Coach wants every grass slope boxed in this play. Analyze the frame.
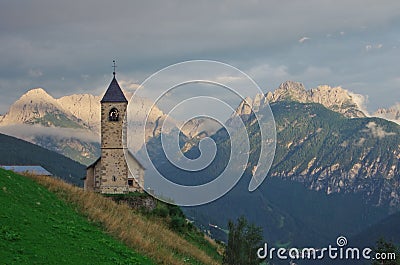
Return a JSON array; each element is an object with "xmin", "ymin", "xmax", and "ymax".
[
  {"xmin": 0, "ymin": 168, "xmax": 154, "ymax": 265},
  {"xmin": 4, "ymin": 170, "xmax": 221, "ymax": 265},
  {"xmin": 37, "ymin": 178, "xmax": 220, "ymax": 265}
]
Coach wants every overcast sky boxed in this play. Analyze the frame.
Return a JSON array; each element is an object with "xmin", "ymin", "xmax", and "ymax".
[{"xmin": 0, "ymin": 0, "xmax": 399, "ymax": 114}]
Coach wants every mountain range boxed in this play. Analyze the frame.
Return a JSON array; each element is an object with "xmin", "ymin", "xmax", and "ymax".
[
  {"xmin": 150, "ymin": 99, "xmax": 399, "ymax": 248},
  {"xmin": 0, "ymin": 80, "xmax": 399, "ymax": 251},
  {"xmin": 112, "ymin": 79, "xmax": 399, "ymax": 249},
  {"xmin": 227, "ymin": 82, "xmax": 400, "ymax": 207},
  {"xmin": 0, "ymin": 132, "xmax": 85, "ymax": 185},
  {"xmin": 0, "ymin": 81, "xmax": 398, "ymax": 166},
  {"xmin": 0, "ymin": 82, "xmax": 398, "ymax": 198},
  {"xmin": 0, "ymin": 88, "xmax": 101, "ymax": 165},
  {"xmin": 234, "ymin": 81, "xmax": 367, "ymax": 119},
  {"xmin": 0, "ymin": 86, "xmax": 209, "ymax": 164}
]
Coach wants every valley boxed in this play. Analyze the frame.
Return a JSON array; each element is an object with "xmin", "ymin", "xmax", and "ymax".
[{"xmin": 1, "ymin": 80, "xmax": 399, "ymax": 253}]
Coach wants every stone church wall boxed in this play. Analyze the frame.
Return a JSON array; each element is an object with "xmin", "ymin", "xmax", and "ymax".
[{"xmin": 101, "ymin": 102, "xmax": 127, "ymax": 149}]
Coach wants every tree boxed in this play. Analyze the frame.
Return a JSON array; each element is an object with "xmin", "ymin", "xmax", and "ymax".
[
  {"xmin": 372, "ymin": 238, "xmax": 400, "ymax": 265},
  {"xmin": 223, "ymin": 216, "xmax": 263, "ymax": 265}
]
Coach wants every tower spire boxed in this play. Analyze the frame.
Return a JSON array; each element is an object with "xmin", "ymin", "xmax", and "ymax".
[{"xmin": 112, "ymin": 60, "xmax": 117, "ymax": 76}]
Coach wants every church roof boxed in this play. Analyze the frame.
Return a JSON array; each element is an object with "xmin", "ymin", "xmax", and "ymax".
[
  {"xmin": 86, "ymin": 157, "xmax": 101, "ymax": 169},
  {"xmin": 87, "ymin": 151, "xmax": 145, "ymax": 170},
  {"xmin": 101, "ymin": 76, "xmax": 128, "ymax": 103}
]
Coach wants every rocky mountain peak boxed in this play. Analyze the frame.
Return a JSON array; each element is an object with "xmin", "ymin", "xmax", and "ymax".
[
  {"xmin": 0, "ymin": 88, "xmax": 68, "ymax": 126},
  {"xmin": 266, "ymin": 81, "xmax": 308, "ymax": 103},
  {"xmin": 278, "ymin": 81, "xmax": 307, "ymax": 92},
  {"xmin": 308, "ymin": 85, "xmax": 366, "ymax": 118},
  {"xmin": 23, "ymin": 87, "xmax": 48, "ymax": 95},
  {"xmin": 57, "ymin": 93, "xmax": 102, "ymax": 131},
  {"xmin": 239, "ymin": 81, "xmax": 367, "ymax": 119},
  {"xmin": 374, "ymin": 103, "xmax": 400, "ymax": 124},
  {"xmin": 19, "ymin": 88, "xmax": 56, "ymax": 103}
]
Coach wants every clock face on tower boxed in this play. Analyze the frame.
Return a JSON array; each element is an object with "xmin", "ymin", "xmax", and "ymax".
[{"xmin": 108, "ymin": 108, "xmax": 119, "ymax": 121}]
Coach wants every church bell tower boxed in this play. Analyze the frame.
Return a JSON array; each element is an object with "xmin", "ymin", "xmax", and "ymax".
[{"xmin": 99, "ymin": 70, "xmax": 129, "ymax": 193}]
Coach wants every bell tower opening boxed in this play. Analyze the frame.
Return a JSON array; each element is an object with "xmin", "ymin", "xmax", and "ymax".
[{"xmin": 109, "ymin": 108, "xmax": 119, "ymax": 121}]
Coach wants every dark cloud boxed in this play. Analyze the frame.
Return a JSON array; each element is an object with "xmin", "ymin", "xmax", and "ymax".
[{"xmin": 0, "ymin": 0, "xmax": 399, "ymax": 113}]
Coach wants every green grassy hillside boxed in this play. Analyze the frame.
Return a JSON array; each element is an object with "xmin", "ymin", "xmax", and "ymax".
[
  {"xmin": 0, "ymin": 168, "xmax": 221, "ymax": 265},
  {"xmin": 0, "ymin": 168, "xmax": 154, "ymax": 265}
]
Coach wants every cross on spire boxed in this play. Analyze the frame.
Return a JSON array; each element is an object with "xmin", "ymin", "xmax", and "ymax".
[{"xmin": 112, "ymin": 60, "xmax": 117, "ymax": 76}]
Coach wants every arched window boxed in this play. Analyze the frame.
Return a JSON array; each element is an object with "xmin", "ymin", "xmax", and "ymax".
[
  {"xmin": 109, "ymin": 108, "xmax": 119, "ymax": 121},
  {"xmin": 112, "ymin": 176, "xmax": 117, "ymax": 182}
]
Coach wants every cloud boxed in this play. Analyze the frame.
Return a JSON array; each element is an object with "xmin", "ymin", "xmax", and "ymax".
[
  {"xmin": 247, "ymin": 64, "xmax": 290, "ymax": 87},
  {"xmin": 362, "ymin": 121, "xmax": 396, "ymax": 139},
  {"xmin": 28, "ymin": 69, "xmax": 43, "ymax": 77},
  {"xmin": 355, "ymin": 137, "xmax": 366, "ymax": 146},
  {"xmin": 119, "ymin": 80, "xmax": 141, "ymax": 91},
  {"xmin": 0, "ymin": 124, "xmax": 99, "ymax": 143},
  {"xmin": 365, "ymin": 43, "xmax": 384, "ymax": 51},
  {"xmin": 0, "ymin": 0, "xmax": 399, "ymax": 114},
  {"xmin": 215, "ymin": 75, "xmax": 245, "ymax": 83},
  {"xmin": 299, "ymin": 37, "xmax": 310, "ymax": 43},
  {"xmin": 81, "ymin": 74, "xmax": 90, "ymax": 81},
  {"xmin": 301, "ymin": 66, "xmax": 332, "ymax": 80},
  {"xmin": 348, "ymin": 91, "xmax": 369, "ymax": 116},
  {"xmin": 365, "ymin": 45, "xmax": 373, "ymax": 51},
  {"xmin": 247, "ymin": 63, "xmax": 335, "ymax": 92}
]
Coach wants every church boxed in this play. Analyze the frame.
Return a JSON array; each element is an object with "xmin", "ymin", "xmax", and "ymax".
[{"xmin": 84, "ymin": 71, "xmax": 144, "ymax": 194}]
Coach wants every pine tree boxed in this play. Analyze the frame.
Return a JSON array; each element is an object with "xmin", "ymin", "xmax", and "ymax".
[
  {"xmin": 372, "ymin": 238, "xmax": 400, "ymax": 265},
  {"xmin": 223, "ymin": 216, "xmax": 263, "ymax": 265}
]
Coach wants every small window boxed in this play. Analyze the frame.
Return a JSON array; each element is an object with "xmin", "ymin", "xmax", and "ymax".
[
  {"xmin": 109, "ymin": 108, "xmax": 119, "ymax": 121},
  {"xmin": 128, "ymin": 180, "xmax": 134, "ymax": 186},
  {"xmin": 112, "ymin": 176, "xmax": 117, "ymax": 182}
]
